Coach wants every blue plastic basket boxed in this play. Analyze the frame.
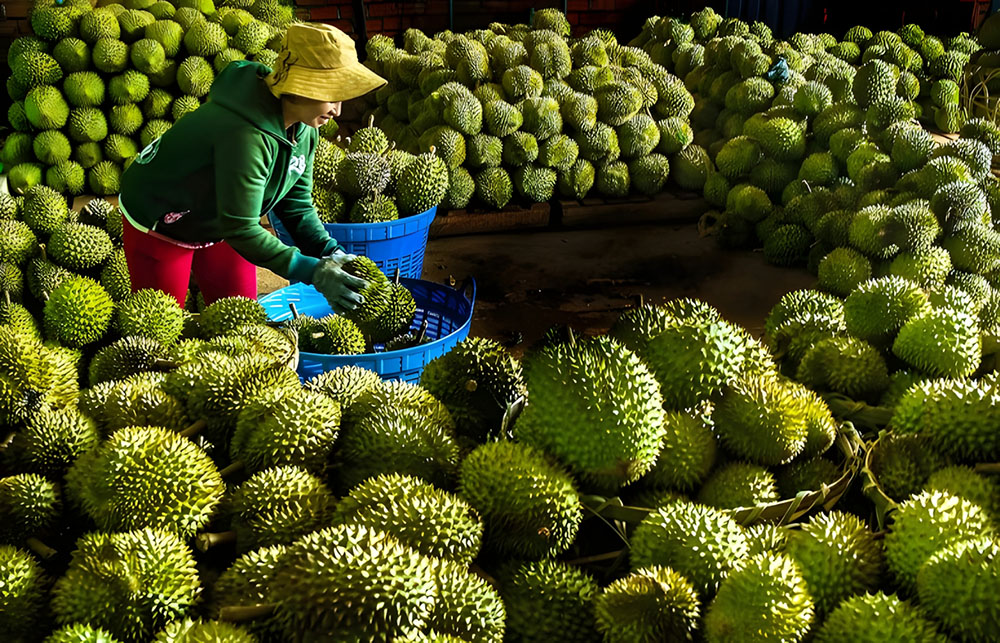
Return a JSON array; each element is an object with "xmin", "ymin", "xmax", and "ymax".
[
  {"xmin": 259, "ymin": 277, "xmax": 475, "ymax": 383},
  {"xmin": 269, "ymin": 206, "xmax": 436, "ymax": 280}
]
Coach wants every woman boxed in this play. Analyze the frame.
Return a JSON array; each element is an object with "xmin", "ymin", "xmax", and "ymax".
[{"xmin": 114, "ymin": 22, "xmax": 386, "ymax": 311}]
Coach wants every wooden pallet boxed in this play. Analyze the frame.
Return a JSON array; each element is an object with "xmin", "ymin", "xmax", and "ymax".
[
  {"xmin": 556, "ymin": 189, "xmax": 708, "ymax": 229},
  {"xmin": 429, "ymin": 201, "xmax": 551, "ymax": 238}
]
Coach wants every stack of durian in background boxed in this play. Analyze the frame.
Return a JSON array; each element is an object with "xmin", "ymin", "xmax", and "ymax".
[
  {"xmin": 358, "ymin": 8, "xmax": 696, "ymax": 210},
  {"xmin": 3, "ymin": 0, "xmax": 295, "ymax": 197},
  {"xmin": 309, "ymin": 117, "xmax": 449, "ymax": 224}
]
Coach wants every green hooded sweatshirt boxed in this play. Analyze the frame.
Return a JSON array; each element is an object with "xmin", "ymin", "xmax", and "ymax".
[{"xmin": 119, "ymin": 60, "xmax": 340, "ymax": 284}]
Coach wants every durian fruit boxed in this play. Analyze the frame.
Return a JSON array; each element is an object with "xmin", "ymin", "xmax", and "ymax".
[
  {"xmin": 795, "ymin": 336, "xmax": 890, "ymax": 402},
  {"xmin": 785, "ymin": 511, "xmax": 883, "ymax": 616},
  {"xmin": 87, "ymin": 335, "xmax": 167, "ymax": 385},
  {"xmin": 695, "ymin": 462, "xmax": 778, "ymax": 509},
  {"xmin": 641, "ymin": 406, "xmax": 717, "ymax": 492},
  {"xmin": 343, "ymin": 256, "xmax": 393, "ymax": 324},
  {"xmin": 199, "ymin": 296, "xmax": 267, "ymax": 337},
  {"xmin": 3, "ymin": 406, "xmax": 99, "ymax": 477},
  {"xmin": 333, "ymin": 472, "xmax": 482, "ymax": 565},
  {"xmin": 703, "ymin": 552, "xmax": 815, "ymax": 643},
  {"xmin": 81, "ymin": 372, "xmax": 190, "ymax": 434},
  {"xmin": 0, "ymin": 545, "xmax": 48, "ymax": 641},
  {"xmin": 163, "ymin": 352, "xmax": 301, "ymax": 445},
  {"xmin": 593, "ymin": 565, "xmax": 700, "ymax": 643},
  {"xmin": 397, "ymin": 148, "xmax": 450, "ymax": 216},
  {"xmin": 640, "ymin": 316, "xmax": 766, "ymax": 410},
  {"xmin": 302, "ymin": 314, "xmax": 365, "ymax": 355},
  {"xmin": 812, "ymin": 592, "xmax": 948, "ymax": 643},
  {"xmin": 335, "ymin": 386, "xmax": 460, "ymax": 490},
  {"xmin": 843, "ymin": 276, "xmax": 929, "ymax": 345},
  {"xmin": 51, "ymin": 529, "xmax": 201, "ymax": 642},
  {"xmin": 303, "ymin": 365, "xmax": 382, "ymax": 416},
  {"xmin": 892, "ymin": 307, "xmax": 982, "ymax": 378},
  {"xmin": 497, "ymin": 559, "xmax": 600, "ymax": 643},
  {"xmin": 458, "ymin": 440, "xmax": 581, "ymax": 559},
  {"xmin": 114, "ymin": 289, "xmax": 185, "ymax": 345},
  {"xmin": 916, "ymin": 537, "xmax": 1000, "ymax": 643},
  {"xmin": 267, "ymin": 525, "xmax": 437, "ymax": 640},
  {"xmin": 419, "ymin": 337, "xmax": 526, "ymax": 444},
  {"xmin": 0, "ymin": 473, "xmax": 61, "ymax": 546},
  {"xmin": 890, "ymin": 378, "xmax": 1000, "ymax": 462},
  {"xmin": 229, "ymin": 387, "xmax": 341, "ymax": 476},
  {"xmin": 425, "ymin": 557, "xmax": 506, "ymax": 643},
  {"xmin": 221, "ymin": 465, "xmax": 335, "ymax": 553},
  {"xmin": 870, "ymin": 433, "xmax": 945, "ymax": 501},
  {"xmin": 0, "ymin": 327, "xmax": 79, "ymax": 426},
  {"xmin": 151, "ymin": 619, "xmax": 256, "ymax": 643},
  {"xmin": 515, "ymin": 335, "xmax": 665, "ymax": 491},
  {"xmin": 923, "ymin": 465, "xmax": 1000, "ymax": 520},
  {"xmin": 210, "ymin": 544, "xmax": 288, "ymax": 641},
  {"xmin": 630, "ymin": 499, "xmax": 749, "ymax": 596},
  {"xmin": 43, "ymin": 275, "xmax": 114, "ymax": 348},
  {"xmin": 65, "ymin": 425, "xmax": 224, "ymax": 538},
  {"xmin": 712, "ymin": 373, "xmax": 811, "ymax": 466},
  {"xmin": 884, "ymin": 490, "xmax": 995, "ymax": 593},
  {"xmin": 45, "ymin": 623, "xmax": 125, "ymax": 643},
  {"xmin": 364, "ymin": 279, "xmax": 416, "ymax": 345}
]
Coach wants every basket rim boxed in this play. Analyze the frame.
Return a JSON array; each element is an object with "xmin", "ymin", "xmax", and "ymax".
[
  {"xmin": 259, "ymin": 277, "xmax": 476, "ymax": 360},
  {"xmin": 269, "ymin": 205, "xmax": 437, "ymax": 231}
]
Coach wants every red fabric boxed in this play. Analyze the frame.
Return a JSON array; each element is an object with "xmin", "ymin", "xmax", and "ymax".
[{"xmin": 122, "ymin": 216, "xmax": 258, "ymax": 307}]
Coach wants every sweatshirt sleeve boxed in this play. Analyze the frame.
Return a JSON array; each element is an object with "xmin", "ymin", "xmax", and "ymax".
[
  {"xmin": 271, "ymin": 129, "xmax": 342, "ymax": 259},
  {"xmin": 214, "ymin": 130, "xmax": 321, "ymax": 284}
]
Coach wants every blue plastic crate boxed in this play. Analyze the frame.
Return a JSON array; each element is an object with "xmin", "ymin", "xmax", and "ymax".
[
  {"xmin": 259, "ymin": 277, "xmax": 475, "ymax": 383},
  {"xmin": 269, "ymin": 206, "xmax": 436, "ymax": 280}
]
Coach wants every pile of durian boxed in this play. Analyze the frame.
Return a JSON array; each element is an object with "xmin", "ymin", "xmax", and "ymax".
[
  {"xmin": 358, "ymin": 8, "xmax": 697, "ymax": 210},
  {"xmin": 2, "ymin": 0, "xmax": 297, "ymax": 197},
  {"xmin": 3, "ymin": 7, "xmax": 1000, "ymax": 643}
]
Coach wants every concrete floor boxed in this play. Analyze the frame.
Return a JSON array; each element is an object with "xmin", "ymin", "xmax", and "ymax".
[{"xmin": 259, "ymin": 221, "xmax": 817, "ymax": 355}]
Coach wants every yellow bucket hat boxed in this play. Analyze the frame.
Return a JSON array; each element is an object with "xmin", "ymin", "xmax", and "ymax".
[{"xmin": 265, "ymin": 23, "xmax": 387, "ymax": 102}]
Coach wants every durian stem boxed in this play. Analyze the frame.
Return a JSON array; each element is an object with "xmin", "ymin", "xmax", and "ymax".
[
  {"xmin": 178, "ymin": 419, "xmax": 206, "ymax": 439},
  {"xmin": 196, "ymin": 531, "xmax": 236, "ymax": 552},
  {"xmin": 975, "ymin": 463, "xmax": 1000, "ymax": 475},
  {"xmin": 152, "ymin": 359, "xmax": 179, "ymax": 370},
  {"xmin": 563, "ymin": 551, "xmax": 624, "ymax": 566},
  {"xmin": 220, "ymin": 460, "xmax": 245, "ymax": 478},
  {"xmin": 0, "ymin": 431, "xmax": 15, "ymax": 451},
  {"xmin": 289, "ymin": 302, "xmax": 300, "ymax": 319},
  {"xmin": 218, "ymin": 604, "xmax": 277, "ymax": 623},
  {"xmin": 2, "ymin": 291, "xmax": 9, "ymax": 306},
  {"xmin": 26, "ymin": 537, "xmax": 57, "ymax": 559}
]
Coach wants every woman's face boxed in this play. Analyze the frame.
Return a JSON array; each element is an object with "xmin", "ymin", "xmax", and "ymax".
[{"xmin": 290, "ymin": 96, "xmax": 342, "ymax": 127}]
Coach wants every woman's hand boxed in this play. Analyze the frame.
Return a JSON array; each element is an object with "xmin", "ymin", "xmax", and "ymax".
[{"xmin": 312, "ymin": 252, "xmax": 368, "ymax": 311}]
